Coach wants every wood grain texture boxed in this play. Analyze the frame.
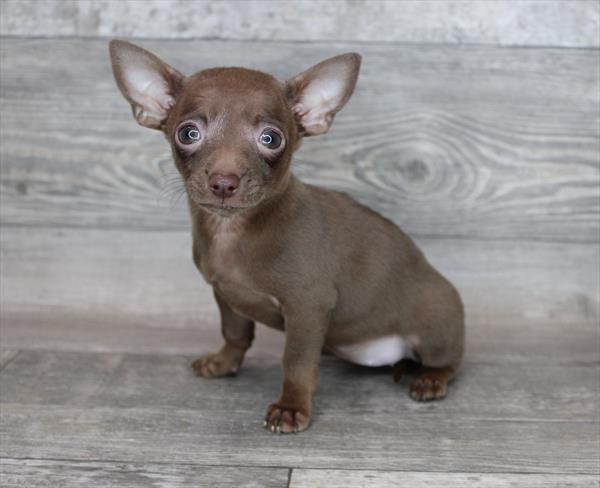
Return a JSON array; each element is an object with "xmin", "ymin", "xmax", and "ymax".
[
  {"xmin": 290, "ymin": 469, "xmax": 600, "ymax": 488},
  {"xmin": 0, "ymin": 311, "xmax": 286, "ymax": 360},
  {"xmin": 1, "ymin": 398, "xmax": 598, "ymax": 474},
  {"xmin": 1, "ymin": 350, "xmax": 598, "ymax": 420},
  {"xmin": 0, "ymin": 350, "xmax": 19, "ymax": 370},
  {"xmin": 2, "ymin": 227, "xmax": 598, "ymax": 344},
  {"xmin": 0, "ymin": 458, "xmax": 289, "ymax": 488},
  {"xmin": 1, "ymin": 0, "xmax": 598, "ymax": 48},
  {"xmin": 0, "ymin": 351, "xmax": 598, "ymax": 474},
  {"xmin": 1, "ymin": 39, "xmax": 598, "ymax": 243},
  {"xmin": 1, "ymin": 310, "xmax": 598, "ymax": 366}
]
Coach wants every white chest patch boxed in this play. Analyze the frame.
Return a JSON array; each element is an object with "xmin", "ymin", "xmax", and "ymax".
[
  {"xmin": 330, "ymin": 335, "xmax": 413, "ymax": 367},
  {"xmin": 204, "ymin": 216, "xmax": 243, "ymax": 282}
]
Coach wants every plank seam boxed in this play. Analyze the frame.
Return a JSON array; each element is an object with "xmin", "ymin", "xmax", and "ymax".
[
  {"xmin": 0, "ymin": 346, "xmax": 597, "ymax": 367},
  {"xmin": 0, "ymin": 34, "xmax": 598, "ymax": 52},
  {"xmin": 1, "ymin": 222, "xmax": 598, "ymax": 245},
  {"xmin": 0, "ymin": 457, "xmax": 598, "ymax": 476}
]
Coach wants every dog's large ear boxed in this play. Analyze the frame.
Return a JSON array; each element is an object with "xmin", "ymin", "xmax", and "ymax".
[
  {"xmin": 286, "ymin": 53, "xmax": 361, "ymax": 136},
  {"xmin": 109, "ymin": 40, "xmax": 184, "ymax": 130}
]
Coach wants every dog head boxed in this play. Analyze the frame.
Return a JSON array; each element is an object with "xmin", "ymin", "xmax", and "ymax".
[{"xmin": 109, "ymin": 40, "xmax": 361, "ymax": 216}]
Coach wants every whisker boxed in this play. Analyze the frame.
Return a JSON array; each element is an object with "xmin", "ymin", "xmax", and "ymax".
[{"xmin": 157, "ymin": 169, "xmax": 187, "ymax": 210}]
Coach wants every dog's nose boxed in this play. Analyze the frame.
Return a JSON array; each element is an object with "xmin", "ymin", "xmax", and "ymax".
[{"xmin": 209, "ymin": 173, "xmax": 240, "ymax": 199}]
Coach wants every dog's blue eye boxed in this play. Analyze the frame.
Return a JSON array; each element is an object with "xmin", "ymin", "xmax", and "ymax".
[
  {"xmin": 259, "ymin": 129, "xmax": 282, "ymax": 149},
  {"xmin": 177, "ymin": 124, "xmax": 201, "ymax": 145}
]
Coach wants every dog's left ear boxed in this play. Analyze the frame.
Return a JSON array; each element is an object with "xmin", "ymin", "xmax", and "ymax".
[
  {"xmin": 109, "ymin": 40, "xmax": 184, "ymax": 130},
  {"xmin": 286, "ymin": 53, "xmax": 361, "ymax": 136}
]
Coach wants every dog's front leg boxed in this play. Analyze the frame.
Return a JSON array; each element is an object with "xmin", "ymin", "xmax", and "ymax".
[
  {"xmin": 264, "ymin": 306, "xmax": 329, "ymax": 434},
  {"xmin": 192, "ymin": 290, "xmax": 255, "ymax": 378}
]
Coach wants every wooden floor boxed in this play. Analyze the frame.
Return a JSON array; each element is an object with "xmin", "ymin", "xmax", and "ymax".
[
  {"xmin": 1, "ymin": 346, "xmax": 599, "ymax": 487},
  {"xmin": 1, "ymin": 38, "xmax": 599, "ymax": 487}
]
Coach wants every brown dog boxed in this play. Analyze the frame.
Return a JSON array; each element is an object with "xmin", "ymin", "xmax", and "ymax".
[{"xmin": 109, "ymin": 40, "xmax": 465, "ymax": 434}]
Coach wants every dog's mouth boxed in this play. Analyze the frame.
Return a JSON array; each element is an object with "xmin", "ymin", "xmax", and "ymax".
[
  {"xmin": 187, "ymin": 192, "xmax": 254, "ymax": 216},
  {"xmin": 197, "ymin": 202, "xmax": 251, "ymax": 216},
  {"xmin": 186, "ymin": 186, "xmax": 264, "ymax": 215}
]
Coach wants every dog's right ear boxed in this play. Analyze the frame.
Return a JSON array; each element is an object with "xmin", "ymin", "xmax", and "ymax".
[{"xmin": 109, "ymin": 40, "xmax": 184, "ymax": 130}]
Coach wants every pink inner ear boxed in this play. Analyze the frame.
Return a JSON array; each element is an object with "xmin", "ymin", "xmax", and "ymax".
[
  {"xmin": 111, "ymin": 40, "xmax": 184, "ymax": 129},
  {"xmin": 291, "ymin": 65, "xmax": 356, "ymax": 136},
  {"xmin": 124, "ymin": 69, "xmax": 175, "ymax": 129},
  {"xmin": 293, "ymin": 102, "xmax": 332, "ymax": 135}
]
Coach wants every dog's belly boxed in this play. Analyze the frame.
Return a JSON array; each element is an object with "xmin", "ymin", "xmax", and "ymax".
[{"xmin": 329, "ymin": 335, "xmax": 413, "ymax": 367}]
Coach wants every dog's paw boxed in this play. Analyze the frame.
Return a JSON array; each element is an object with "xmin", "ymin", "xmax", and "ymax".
[
  {"xmin": 409, "ymin": 375, "xmax": 448, "ymax": 401},
  {"xmin": 264, "ymin": 403, "xmax": 310, "ymax": 434},
  {"xmin": 192, "ymin": 352, "xmax": 239, "ymax": 378}
]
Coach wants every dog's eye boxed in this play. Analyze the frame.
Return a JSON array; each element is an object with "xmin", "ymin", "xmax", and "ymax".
[
  {"xmin": 177, "ymin": 124, "xmax": 201, "ymax": 145},
  {"xmin": 259, "ymin": 129, "xmax": 282, "ymax": 149}
]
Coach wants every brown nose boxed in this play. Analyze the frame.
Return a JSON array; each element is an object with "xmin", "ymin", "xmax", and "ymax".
[{"xmin": 209, "ymin": 173, "xmax": 240, "ymax": 199}]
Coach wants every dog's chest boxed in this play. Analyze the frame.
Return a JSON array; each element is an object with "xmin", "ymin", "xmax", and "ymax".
[
  {"xmin": 198, "ymin": 219, "xmax": 281, "ymax": 322},
  {"xmin": 204, "ymin": 224, "xmax": 242, "ymax": 282}
]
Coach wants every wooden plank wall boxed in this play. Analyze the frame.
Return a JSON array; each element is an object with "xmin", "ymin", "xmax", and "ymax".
[
  {"xmin": 1, "ymin": 38, "xmax": 598, "ymax": 331},
  {"xmin": 1, "ymin": 38, "xmax": 598, "ymax": 243},
  {"xmin": 1, "ymin": 0, "xmax": 599, "ymax": 47}
]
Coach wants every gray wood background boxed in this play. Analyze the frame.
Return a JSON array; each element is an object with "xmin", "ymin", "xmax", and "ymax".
[
  {"xmin": 0, "ymin": 1, "xmax": 599, "ymax": 487},
  {"xmin": 1, "ymin": 0, "xmax": 599, "ymax": 47}
]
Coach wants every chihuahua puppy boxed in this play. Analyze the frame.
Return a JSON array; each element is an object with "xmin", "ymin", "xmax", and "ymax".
[{"xmin": 109, "ymin": 40, "xmax": 465, "ymax": 434}]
